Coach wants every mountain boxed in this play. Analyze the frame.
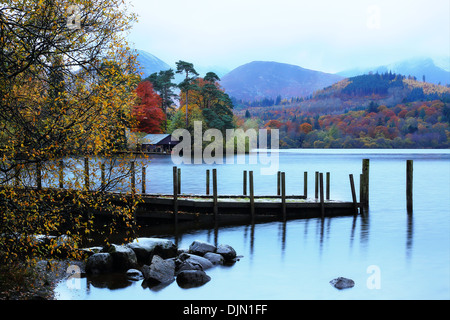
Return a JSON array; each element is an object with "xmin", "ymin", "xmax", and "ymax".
[
  {"xmin": 220, "ymin": 61, "xmax": 344, "ymax": 102},
  {"xmin": 338, "ymin": 57, "xmax": 450, "ymax": 86},
  {"xmin": 135, "ymin": 50, "xmax": 171, "ymax": 79}
]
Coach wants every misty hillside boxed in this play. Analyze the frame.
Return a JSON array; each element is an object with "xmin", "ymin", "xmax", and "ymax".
[
  {"xmin": 220, "ymin": 61, "xmax": 343, "ymax": 102},
  {"xmin": 272, "ymin": 72, "xmax": 450, "ymax": 115},
  {"xmin": 338, "ymin": 57, "xmax": 450, "ymax": 86},
  {"xmin": 135, "ymin": 50, "xmax": 172, "ymax": 78}
]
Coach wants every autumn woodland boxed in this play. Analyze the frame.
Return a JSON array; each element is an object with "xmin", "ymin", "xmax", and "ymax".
[{"xmin": 0, "ymin": 0, "xmax": 449, "ymax": 300}]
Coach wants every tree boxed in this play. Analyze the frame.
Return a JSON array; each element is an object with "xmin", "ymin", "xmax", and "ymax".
[
  {"xmin": 132, "ymin": 81, "xmax": 164, "ymax": 133},
  {"xmin": 0, "ymin": 0, "xmax": 140, "ymax": 274},
  {"xmin": 176, "ymin": 61, "xmax": 199, "ymax": 127},
  {"xmin": 146, "ymin": 69, "xmax": 176, "ymax": 132}
]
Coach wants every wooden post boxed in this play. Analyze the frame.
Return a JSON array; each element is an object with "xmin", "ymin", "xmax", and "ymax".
[
  {"xmin": 362, "ymin": 159, "xmax": 369, "ymax": 207},
  {"xmin": 173, "ymin": 166, "xmax": 178, "ymax": 224},
  {"xmin": 249, "ymin": 170, "xmax": 255, "ymax": 221},
  {"xmin": 59, "ymin": 159, "xmax": 64, "ymax": 189},
  {"xmin": 130, "ymin": 161, "xmax": 136, "ymax": 194},
  {"xmin": 36, "ymin": 162, "xmax": 42, "ymax": 190},
  {"xmin": 243, "ymin": 170, "xmax": 247, "ymax": 196},
  {"xmin": 213, "ymin": 168, "xmax": 218, "ymax": 220},
  {"xmin": 277, "ymin": 171, "xmax": 281, "ymax": 196},
  {"xmin": 315, "ymin": 171, "xmax": 319, "ymax": 199},
  {"xmin": 84, "ymin": 157, "xmax": 89, "ymax": 191},
  {"xmin": 319, "ymin": 172, "xmax": 324, "ymax": 218},
  {"xmin": 281, "ymin": 172, "xmax": 286, "ymax": 221},
  {"xmin": 326, "ymin": 172, "xmax": 330, "ymax": 200},
  {"xmin": 206, "ymin": 169, "xmax": 210, "ymax": 195},
  {"xmin": 359, "ymin": 174, "xmax": 364, "ymax": 214},
  {"xmin": 101, "ymin": 162, "xmax": 106, "ymax": 190},
  {"xmin": 142, "ymin": 166, "xmax": 146, "ymax": 194},
  {"xmin": 303, "ymin": 171, "xmax": 307, "ymax": 198},
  {"xmin": 349, "ymin": 174, "xmax": 358, "ymax": 215},
  {"xmin": 177, "ymin": 168, "xmax": 181, "ymax": 194},
  {"xmin": 407, "ymin": 160, "xmax": 413, "ymax": 214}
]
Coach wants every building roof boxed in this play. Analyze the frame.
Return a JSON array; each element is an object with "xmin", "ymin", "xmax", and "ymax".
[{"xmin": 141, "ymin": 133, "xmax": 178, "ymax": 145}]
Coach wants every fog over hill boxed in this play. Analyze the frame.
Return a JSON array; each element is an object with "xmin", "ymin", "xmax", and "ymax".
[
  {"xmin": 338, "ymin": 57, "xmax": 450, "ymax": 86},
  {"xmin": 219, "ymin": 61, "xmax": 344, "ymax": 102}
]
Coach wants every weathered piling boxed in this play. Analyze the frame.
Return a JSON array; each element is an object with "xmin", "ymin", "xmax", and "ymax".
[
  {"xmin": 173, "ymin": 166, "xmax": 178, "ymax": 223},
  {"xmin": 407, "ymin": 160, "xmax": 413, "ymax": 214},
  {"xmin": 277, "ymin": 171, "xmax": 281, "ymax": 196},
  {"xmin": 130, "ymin": 161, "xmax": 136, "ymax": 194},
  {"xmin": 303, "ymin": 171, "xmax": 307, "ymax": 198},
  {"xmin": 142, "ymin": 166, "xmax": 146, "ymax": 194},
  {"xmin": 59, "ymin": 160, "xmax": 64, "ymax": 189},
  {"xmin": 36, "ymin": 162, "xmax": 42, "ymax": 190},
  {"xmin": 213, "ymin": 168, "xmax": 218, "ymax": 220},
  {"xmin": 249, "ymin": 170, "xmax": 255, "ymax": 221},
  {"xmin": 281, "ymin": 171, "xmax": 286, "ymax": 221},
  {"xmin": 84, "ymin": 157, "xmax": 89, "ymax": 191},
  {"xmin": 326, "ymin": 172, "xmax": 330, "ymax": 200},
  {"xmin": 361, "ymin": 159, "xmax": 369, "ymax": 207},
  {"xmin": 319, "ymin": 172, "xmax": 324, "ymax": 218},
  {"xmin": 349, "ymin": 174, "xmax": 358, "ymax": 215},
  {"xmin": 177, "ymin": 168, "xmax": 181, "ymax": 194},
  {"xmin": 315, "ymin": 171, "xmax": 319, "ymax": 199},
  {"xmin": 206, "ymin": 169, "xmax": 210, "ymax": 195},
  {"xmin": 243, "ymin": 170, "xmax": 247, "ymax": 196}
]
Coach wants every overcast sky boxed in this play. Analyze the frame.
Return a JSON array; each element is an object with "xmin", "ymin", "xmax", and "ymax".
[{"xmin": 127, "ymin": 0, "xmax": 450, "ymax": 73}]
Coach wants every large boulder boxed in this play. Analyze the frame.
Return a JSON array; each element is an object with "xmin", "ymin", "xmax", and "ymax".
[
  {"xmin": 142, "ymin": 255, "xmax": 175, "ymax": 284},
  {"xmin": 86, "ymin": 253, "xmax": 113, "ymax": 274},
  {"xmin": 330, "ymin": 277, "xmax": 355, "ymax": 290},
  {"xmin": 127, "ymin": 238, "xmax": 178, "ymax": 263},
  {"xmin": 176, "ymin": 270, "xmax": 211, "ymax": 288},
  {"xmin": 188, "ymin": 240, "xmax": 216, "ymax": 256},
  {"xmin": 106, "ymin": 244, "xmax": 138, "ymax": 272},
  {"xmin": 216, "ymin": 244, "xmax": 237, "ymax": 261}
]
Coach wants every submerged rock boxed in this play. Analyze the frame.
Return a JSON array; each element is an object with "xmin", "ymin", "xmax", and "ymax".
[
  {"xmin": 126, "ymin": 269, "xmax": 144, "ymax": 281},
  {"xmin": 330, "ymin": 277, "xmax": 355, "ymax": 289},
  {"xmin": 176, "ymin": 270, "xmax": 211, "ymax": 288}
]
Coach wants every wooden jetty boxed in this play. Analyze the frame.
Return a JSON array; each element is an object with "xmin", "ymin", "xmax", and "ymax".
[
  {"xmin": 130, "ymin": 164, "xmax": 369, "ymax": 224},
  {"xmin": 8, "ymin": 157, "xmax": 421, "ymax": 225}
]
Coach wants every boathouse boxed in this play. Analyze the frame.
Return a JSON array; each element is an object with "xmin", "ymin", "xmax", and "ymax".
[{"xmin": 140, "ymin": 134, "xmax": 179, "ymax": 153}]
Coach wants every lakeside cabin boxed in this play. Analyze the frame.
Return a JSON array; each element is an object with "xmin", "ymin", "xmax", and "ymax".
[{"xmin": 139, "ymin": 133, "xmax": 179, "ymax": 153}]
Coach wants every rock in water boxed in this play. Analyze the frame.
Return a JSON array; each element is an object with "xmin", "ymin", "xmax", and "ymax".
[
  {"xmin": 107, "ymin": 244, "xmax": 138, "ymax": 272},
  {"xmin": 203, "ymin": 252, "xmax": 224, "ymax": 266},
  {"xmin": 86, "ymin": 253, "xmax": 113, "ymax": 274},
  {"xmin": 127, "ymin": 238, "xmax": 177, "ymax": 263},
  {"xmin": 142, "ymin": 255, "xmax": 175, "ymax": 284},
  {"xmin": 188, "ymin": 240, "xmax": 216, "ymax": 256},
  {"xmin": 330, "ymin": 277, "xmax": 355, "ymax": 289},
  {"xmin": 176, "ymin": 270, "xmax": 211, "ymax": 288},
  {"xmin": 216, "ymin": 244, "xmax": 237, "ymax": 261},
  {"xmin": 126, "ymin": 269, "xmax": 144, "ymax": 281}
]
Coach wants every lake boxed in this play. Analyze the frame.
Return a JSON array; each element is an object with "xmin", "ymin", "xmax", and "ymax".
[{"xmin": 55, "ymin": 149, "xmax": 450, "ymax": 300}]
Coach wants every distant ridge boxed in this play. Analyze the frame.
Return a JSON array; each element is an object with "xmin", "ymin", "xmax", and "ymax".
[
  {"xmin": 220, "ymin": 61, "xmax": 343, "ymax": 102},
  {"xmin": 338, "ymin": 57, "xmax": 450, "ymax": 86}
]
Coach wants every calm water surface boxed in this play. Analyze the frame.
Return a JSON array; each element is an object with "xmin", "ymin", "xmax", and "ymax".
[{"xmin": 55, "ymin": 149, "xmax": 450, "ymax": 300}]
